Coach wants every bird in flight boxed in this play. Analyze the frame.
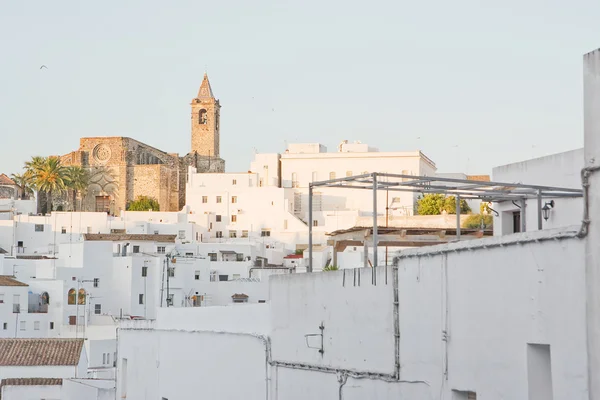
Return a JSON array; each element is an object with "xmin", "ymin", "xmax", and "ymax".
[{"xmin": 40, "ymin": 65, "xmax": 48, "ymax": 70}]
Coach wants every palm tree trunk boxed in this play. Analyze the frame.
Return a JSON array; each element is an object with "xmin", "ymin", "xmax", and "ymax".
[
  {"xmin": 73, "ymin": 190, "xmax": 77, "ymax": 212},
  {"xmin": 47, "ymin": 190, "xmax": 52, "ymax": 213}
]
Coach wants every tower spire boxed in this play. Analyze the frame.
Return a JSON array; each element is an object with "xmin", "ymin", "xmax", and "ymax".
[{"xmin": 197, "ymin": 73, "xmax": 214, "ymax": 99}]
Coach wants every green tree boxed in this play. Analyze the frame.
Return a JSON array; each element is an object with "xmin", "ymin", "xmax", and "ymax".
[
  {"xmin": 417, "ymin": 194, "xmax": 471, "ymax": 215},
  {"xmin": 10, "ymin": 173, "xmax": 34, "ymax": 200},
  {"xmin": 33, "ymin": 157, "xmax": 68, "ymax": 213},
  {"xmin": 462, "ymin": 214, "xmax": 494, "ymax": 229},
  {"xmin": 127, "ymin": 196, "xmax": 160, "ymax": 211},
  {"xmin": 323, "ymin": 265, "xmax": 339, "ymax": 271},
  {"xmin": 64, "ymin": 166, "xmax": 90, "ymax": 211}
]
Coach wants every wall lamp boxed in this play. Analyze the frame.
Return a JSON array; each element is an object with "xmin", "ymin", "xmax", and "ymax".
[{"xmin": 542, "ymin": 200, "xmax": 555, "ymax": 221}]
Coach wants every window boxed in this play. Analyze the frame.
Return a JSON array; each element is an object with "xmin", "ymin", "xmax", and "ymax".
[
  {"xmin": 166, "ymin": 294, "xmax": 174, "ymax": 306},
  {"xmin": 93, "ymin": 278, "xmax": 99, "ymax": 288},
  {"xmin": 154, "ymin": 230, "xmax": 159, "ymax": 235},
  {"xmin": 219, "ymin": 275, "xmax": 229, "ymax": 282},
  {"xmin": 346, "ymin": 171, "xmax": 352, "ymax": 177},
  {"xmin": 133, "ymin": 245, "xmax": 140, "ymax": 253},
  {"xmin": 209, "ymin": 222, "xmax": 213, "ymax": 230},
  {"xmin": 216, "ymin": 231, "xmax": 223, "ymax": 238},
  {"xmin": 87, "ymin": 226, "xmax": 92, "ymax": 234},
  {"xmin": 261, "ymin": 229, "xmax": 271, "ymax": 237},
  {"xmin": 35, "ymin": 224, "xmax": 44, "ymax": 232},
  {"xmin": 34, "ymin": 321, "xmax": 40, "ymax": 330},
  {"xmin": 178, "ymin": 230, "xmax": 186, "ymax": 239},
  {"xmin": 19, "ymin": 321, "xmax": 25, "ymax": 331},
  {"xmin": 210, "ymin": 271, "xmax": 218, "ymax": 282},
  {"xmin": 2, "ymin": 323, "xmax": 6, "ymax": 330},
  {"xmin": 142, "ymin": 266, "xmax": 148, "ymax": 277},
  {"xmin": 231, "ymin": 215, "xmax": 237, "ymax": 223},
  {"xmin": 452, "ymin": 391, "xmax": 477, "ymax": 400},
  {"xmin": 242, "ymin": 230, "xmax": 248, "ymax": 238},
  {"xmin": 139, "ymin": 294, "xmax": 144, "ymax": 305},
  {"xmin": 198, "ymin": 108, "xmax": 207, "ymax": 124},
  {"xmin": 216, "ymin": 215, "xmax": 222, "ymax": 222},
  {"xmin": 103, "ymin": 353, "xmax": 106, "ymax": 364},
  {"xmin": 513, "ymin": 211, "xmax": 521, "ymax": 233},
  {"xmin": 329, "ymin": 172, "xmax": 336, "ymax": 180},
  {"xmin": 283, "ymin": 220, "xmax": 288, "ymax": 230},
  {"xmin": 231, "ymin": 196, "xmax": 237, "ymax": 203},
  {"xmin": 168, "ymin": 267, "xmax": 175, "ymax": 278},
  {"xmin": 157, "ymin": 246, "xmax": 165, "ymax": 254},
  {"xmin": 13, "ymin": 295, "xmax": 20, "ymax": 313},
  {"xmin": 312, "ymin": 172, "xmax": 318, "ymax": 182},
  {"xmin": 258, "ymin": 300, "xmax": 266, "ymax": 304},
  {"xmin": 68, "ymin": 289, "xmax": 76, "ymax": 305},
  {"xmin": 232, "ymin": 179, "xmax": 237, "ymax": 185},
  {"xmin": 50, "ymin": 322, "xmax": 54, "ymax": 330},
  {"xmin": 107, "ymin": 353, "xmax": 110, "ymax": 365},
  {"xmin": 95, "ymin": 304, "xmax": 102, "ymax": 315},
  {"xmin": 208, "ymin": 253, "xmax": 217, "ymax": 261},
  {"xmin": 236, "ymin": 253, "xmax": 244, "ymax": 262},
  {"xmin": 202, "ymin": 196, "xmax": 208, "ymax": 203},
  {"xmin": 216, "ymin": 196, "xmax": 222, "ymax": 203},
  {"xmin": 229, "ymin": 231, "xmax": 237, "ymax": 238},
  {"xmin": 313, "ymin": 220, "xmax": 318, "ymax": 227},
  {"xmin": 61, "ymin": 226, "xmax": 67, "ymax": 234},
  {"xmin": 69, "ymin": 316, "xmax": 76, "ymax": 326},
  {"xmin": 0, "ymin": 294, "xmax": 4, "ymax": 303},
  {"xmin": 194, "ymin": 270, "xmax": 200, "ymax": 280},
  {"xmin": 291, "ymin": 172, "xmax": 298, "ymax": 188},
  {"xmin": 259, "ymin": 178, "xmax": 263, "ymax": 187},
  {"xmin": 78, "ymin": 289, "xmax": 86, "ymax": 305}
]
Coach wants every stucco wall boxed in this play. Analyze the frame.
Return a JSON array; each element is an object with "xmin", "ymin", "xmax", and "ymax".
[{"xmin": 1, "ymin": 384, "xmax": 61, "ymax": 400}]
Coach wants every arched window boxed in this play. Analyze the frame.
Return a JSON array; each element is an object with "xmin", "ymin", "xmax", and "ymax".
[
  {"xmin": 78, "ymin": 289, "xmax": 86, "ymax": 305},
  {"xmin": 41, "ymin": 292, "xmax": 50, "ymax": 305},
  {"xmin": 68, "ymin": 289, "xmax": 76, "ymax": 305},
  {"xmin": 329, "ymin": 172, "xmax": 336, "ymax": 180},
  {"xmin": 198, "ymin": 109, "xmax": 207, "ymax": 125}
]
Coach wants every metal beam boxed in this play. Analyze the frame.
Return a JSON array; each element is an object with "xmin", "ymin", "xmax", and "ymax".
[
  {"xmin": 456, "ymin": 195, "xmax": 461, "ymax": 240},
  {"xmin": 372, "ymin": 173, "xmax": 378, "ymax": 268},
  {"xmin": 537, "ymin": 190, "xmax": 543, "ymax": 230},
  {"xmin": 520, "ymin": 198, "xmax": 526, "ymax": 232},
  {"xmin": 308, "ymin": 185, "xmax": 313, "ymax": 273}
]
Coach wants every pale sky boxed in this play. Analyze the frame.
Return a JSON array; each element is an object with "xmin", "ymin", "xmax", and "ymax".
[{"xmin": 1, "ymin": 0, "xmax": 598, "ymax": 177}]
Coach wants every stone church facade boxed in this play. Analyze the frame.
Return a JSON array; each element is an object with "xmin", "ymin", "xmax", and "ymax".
[{"xmin": 60, "ymin": 73, "xmax": 225, "ymax": 214}]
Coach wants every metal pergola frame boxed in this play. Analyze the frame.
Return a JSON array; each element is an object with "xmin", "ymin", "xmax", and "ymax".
[{"xmin": 307, "ymin": 172, "xmax": 583, "ymax": 272}]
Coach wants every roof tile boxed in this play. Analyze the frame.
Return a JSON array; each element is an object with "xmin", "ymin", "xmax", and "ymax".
[{"xmin": 0, "ymin": 339, "xmax": 83, "ymax": 366}]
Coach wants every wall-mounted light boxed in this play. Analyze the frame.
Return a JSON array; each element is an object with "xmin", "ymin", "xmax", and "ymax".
[{"xmin": 542, "ymin": 200, "xmax": 555, "ymax": 221}]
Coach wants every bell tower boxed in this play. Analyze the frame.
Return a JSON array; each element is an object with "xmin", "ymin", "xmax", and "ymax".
[{"xmin": 191, "ymin": 73, "xmax": 220, "ymax": 157}]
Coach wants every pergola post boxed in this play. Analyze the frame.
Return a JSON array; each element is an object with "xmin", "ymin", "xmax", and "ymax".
[
  {"xmin": 372, "ymin": 173, "xmax": 378, "ymax": 268},
  {"xmin": 308, "ymin": 185, "xmax": 313, "ymax": 273},
  {"xmin": 520, "ymin": 198, "xmax": 527, "ymax": 232},
  {"xmin": 456, "ymin": 195, "xmax": 461, "ymax": 240},
  {"xmin": 537, "ymin": 190, "xmax": 543, "ymax": 230}
]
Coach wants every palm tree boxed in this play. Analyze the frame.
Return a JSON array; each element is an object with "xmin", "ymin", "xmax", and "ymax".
[
  {"xmin": 10, "ymin": 173, "xmax": 34, "ymax": 200},
  {"xmin": 64, "ymin": 166, "xmax": 90, "ymax": 211},
  {"xmin": 31, "ymin": 157, "xmax": 67, "ymax": 213}
]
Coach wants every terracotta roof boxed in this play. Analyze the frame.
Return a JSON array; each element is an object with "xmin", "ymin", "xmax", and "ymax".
[
  {"xmin": 231, "ymin": 293, "xmax": 249, "ymax": 299},
  {"xmin": 1, "ymin": 378, "xmax": 62, "ymax": 386},
  {"xmin": 0, "ymin": 174, "xmax": 15, "ymax": 186},
  {"xmin": 0, "ymin": 276, "xmax": 28, "ymax": 287},
  {"xmin": 0, "ymin": 339, "xmax": 84, "ymax": 366},
  {"xmin": 83, "ymin": 233, "xmax": 177, "ymax": 243},
  {"xmin": 467, "ymin": 175, "xmax": 491, "ymax": 182},
  {"xmin": 284, "ymin": 254, "xmax": 303, "ymax": 259}
]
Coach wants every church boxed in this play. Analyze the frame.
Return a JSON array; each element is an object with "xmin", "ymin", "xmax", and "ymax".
[{"xmin": 60, "ymin": 73, "xmax": 225, "ymax": 214}]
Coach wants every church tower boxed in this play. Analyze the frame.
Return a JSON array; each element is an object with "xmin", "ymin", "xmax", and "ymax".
[{"xmin": 191, "ymin": 73, "xmax": 220, "ymax": 157}]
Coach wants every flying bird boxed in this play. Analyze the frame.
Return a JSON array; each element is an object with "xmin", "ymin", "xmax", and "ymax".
[{"xmin": 40, "ymin": 65, "xmax": 48, "ymax": 70}]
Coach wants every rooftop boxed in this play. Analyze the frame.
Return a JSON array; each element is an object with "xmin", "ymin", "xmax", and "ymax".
[
  {"xmin": 0, "ymin": 174, "xmax": 15, "ymax": 186},
  {"xmin": 1, "ymin": 378, "xmax": 62, "ymax": 387},
  {"xmin": 83, "ymin": 233, "xmax": 177, "ymax": 243},
  {"xmin": 0, "ymin": 276, "xmax": 28, "ymax": 287},
  {"xmin": 0, "ymin": 339, "xmax": 84, "ymax": 366}
]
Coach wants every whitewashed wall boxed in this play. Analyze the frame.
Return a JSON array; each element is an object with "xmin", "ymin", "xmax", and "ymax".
[{"xmin": 1, "ymin": 383, "xmax": 61, "ymax": 400}]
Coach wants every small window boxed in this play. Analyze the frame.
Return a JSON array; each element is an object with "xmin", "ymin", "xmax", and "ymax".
[
  {"xmin": 133, "ymin": 246, "xmax": 140, "ymax": 254},
  {"xmin": 236, "ymin": 253, "xmax": 244, "ymax": 262},
  {"xmin": 142, "ymin": 266, "xmax": 148, "ymax": 277},
  {"xmin": 209, "ymin": 222, "xmax": 213, "ymax": 230},
  {"xmin": 231, "ymin": 196, "xmax": 237, "ymax": 203},
  {"xmin": 216, "ymin": 215, "xmax": 222, "ymax": 222},
  {"xmin": 229, "ymin": 231, "xmax": 237, "ymax": 238},
  {"xmin": 78, "ymin": 289, "xmax": 86, "ymax": 305},
  {"xmin": 68, "ymin": 289, "xmax": 76, "ymax": 305},
  {"xmin": 168, "ymin": 268, "xmax": 175, "ymax": 278},
  {"xmin": 34, "ymin": 321, "xmax": 40, "ymax": 330},
  {"xmin": 2, "ymin": 323, "xmax": 6, "ymax": 330},
  {"xmin": 232, "ymin": 179, "xmax": 237, "ymax": 185},
  {"xmin": 61, "ymin": 226, "xmax": 67, "ymax": 234},
  {"xmin": 95, "ymin": 304, "xmax": 101, "ymax": 315},
  {"xmin": 107, "ymin": 353, "xmax": 110, "ymax": 365},
  {"xmin": 259, "ymin": 178, "xmax": 264, "ymax": 187},
  {"xmin": 154, "ymin": 230, "xmax": 159, "ymax": 235},
  {"xmin": 208, "ymin": 253, "xmax": 217, "ymax": 261},
  {"xmin": 157, "ymin": 246, "xmax": 165, "ymax": 254},
  {"xmin": 13, "ymin": 295, "xmax": 20, "ymax": 313},
  {"xmin": 50, "ymin": 322, "xmax": 54, "ymax": 330},
  {"xmin": 258, "ymin": 300, "xmax": 266, "ymax": 304},
  {"xmin": 261, "ymin": 229, "xmax": 271, "ymax": 237},
  {"xmin": 329, "ymin": 172, "xmax": 336, "ymax": 180},
  {"xmin": 219, "ymin": 275, "xmax": 229, "ymax": 282},
  {"xmin": 194, "ymin": 270, "xmax": 200, "ymax": 280},
  {"xmin": 216, "ymin": 231, "xmax": 223, "ymax": 238},
  {"xmin": 313, "ymin": 220, "xmax": 318, "ymax": 227},
  {"xmin": 103, "ymin": 353, "xmax": 106, "ymax": 364},
  {"xmin": 35, "ymin": 224, "xmax": 44, "ymax": 232},
  {"xmin": 19, "ymin": 321, "xmax": 25, "ymax": 331},
  {"xmin": 87, "ymin": 226, "xmax": 92, "ymax": 234},
  {"xmin": 178, "ymin": 230, "xmax": 186, "ymax": 239},
  {"xmin": 186, "ymin": 252, "xmax": 193, "ymax": 256},
  {"xmin": 231, "ymin": 215, "xmax": 237, "ymax": 223},
  {"xmin": 216, "ymin": 196, "xmax": 222, "ymax": 203},
  {"xmin": 139, "ymin": 294, "xmax": 144, "ymax": 305},
  {"xmin": 93, "ymin": 278, "xmax": 99, "ymax": 288},
  {"xmin": 241, "ymin": 230, "xmax": 248, "ymax": 238},
  {"xmin": 210, "ymin": 271, "xmax": 218, "ymax": 282},
  {"xmin": 202, "ymin": 196, "xmax": 208, "ymax": 203}
]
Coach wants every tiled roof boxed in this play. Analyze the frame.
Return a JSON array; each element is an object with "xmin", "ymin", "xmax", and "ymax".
[
  {"xmin": 0, "ymin": 276, "xmax": 28, "ymax": 287},
  {"xmin": 0, "ymin": 174, "xmax": 15, "ymax": 186},
  {"xmin": 1, "ymin": 378, "xmax": 63, "ymax": 386},
  {"xmin": 467, "ymin": 175, "xmax": 491, "ymax": 182},
  {"xmin": 0, "ymin": 339, "xmax": 84, "ymax": 366},
  {"xmin": 83, "ymin": 233, "xmax": 177, "ymax": 243},
  {"xmin": 231, "ymin": 293, "xmax": 249, "ymax": 299}
]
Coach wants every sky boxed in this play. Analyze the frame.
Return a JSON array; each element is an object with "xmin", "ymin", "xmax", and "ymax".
[{"xmin": 1, "ymin": 0, "xmax": 599, "ymax": 177}]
